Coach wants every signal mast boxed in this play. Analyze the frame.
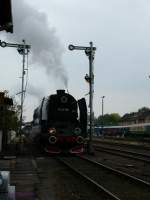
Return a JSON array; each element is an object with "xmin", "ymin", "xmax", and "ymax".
[
  {"xmin": 68, "ymin": 42, "xmax": 96, "ymax": 154},
  {"xmin": 0, "ymin": 40, "xmax": 31, "ymax": 134}
]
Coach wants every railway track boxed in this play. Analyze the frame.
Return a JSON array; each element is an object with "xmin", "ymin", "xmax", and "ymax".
[
  {"xmin": 35, "ymin": 156, "xmax": 114, "ymax": 200},
  {"xmin": 93, "ymin": 139, "xmax": 150, "ymax": 151},
  {"xmin": 57, "ymin": 155, "xmax": 150, "ymax": 200},
  {"xmin": 94, "ymin": 145, "xmax": 150, "ymax": 163}
]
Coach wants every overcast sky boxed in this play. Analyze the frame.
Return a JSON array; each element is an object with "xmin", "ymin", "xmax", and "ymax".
[{"xmin": 0, "ymin": 0, "xmax": 150, "ymax": 121}]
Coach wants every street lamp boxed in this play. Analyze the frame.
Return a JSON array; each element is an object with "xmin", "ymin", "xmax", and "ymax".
[{"xmin": 101, "ymin": 96, "xmax": 105, "ymax": 135}]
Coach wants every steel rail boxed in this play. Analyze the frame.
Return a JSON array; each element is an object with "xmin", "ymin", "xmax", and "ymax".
[
  {"xmin": 94, "ymin": 145, "xmax": 150, "ymax": 163},
  {"xmin": 93, "ymin": 138, "xmax": 150, "ymax": 149},
  {"xmin": 78, "ymin": 155, "xmax": 150, "ymax": 187},
  {"xmin": 95, "ymin": 144, "xmax": 150, "ymax": 158},
  {"xmin": 57, "ymin": 157, "xmax": 121, "ymax": 200}
]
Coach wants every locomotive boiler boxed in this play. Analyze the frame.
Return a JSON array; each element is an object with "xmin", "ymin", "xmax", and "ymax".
[{"xmin": 31, "ymin": 90, "xmax": 87, "ymax": 153}]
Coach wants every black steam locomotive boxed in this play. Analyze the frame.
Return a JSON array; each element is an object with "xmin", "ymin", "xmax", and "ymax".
[{"xmin": 31, "ymin": 90, "xmax": 87, "ymax": 153}]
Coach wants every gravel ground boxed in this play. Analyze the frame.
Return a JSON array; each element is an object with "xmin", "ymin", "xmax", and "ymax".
[
  {"xmin": 91, "ymin": 138, "xmax": 150, "ymax": 182},
  {"xmin": 1, "ymin": 156, "xmax": 110, "ymax": 200},
  {"xmin": 35, "ymin": 156, "xmax": 113, "ymax": 200},
  {"xmin": 1, "ymin": 141, "xmax": 150, "ymax": 200},
  {"xmin": 60, "ymin": 156, "xmax": 150, "ymax": 200},
  {"xmin": 93, "ymin": 138, "xmax": 150, "ymax": 154},
  {"xmin": 87, "ymin": 149, "xmax": 150, "ymax": 183}
]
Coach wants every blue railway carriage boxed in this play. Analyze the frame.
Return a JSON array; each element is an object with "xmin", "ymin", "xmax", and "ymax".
[
  {"xmin": 94, "ymin": 123, "xmax": 150, "ymax": 138},
  {"xmin": 124, "ymin": 123, "xmax": 150, "ymax": 138}
]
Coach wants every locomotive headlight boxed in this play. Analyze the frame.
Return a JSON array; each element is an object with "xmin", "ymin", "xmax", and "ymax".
[
  {"xmin": 48, "ymin": 128, "xmax": 56, "ymax": 135},
  {"xmin": 74, "ymin": 127, "xmax": 81, "ymax": 135},
  {"xmin": 76, "ymin": 136, "xmax": 84, "ymax": 144},
  {"xmin": 49, "ymin": 136, "xmax": 57, "ymax": 144}
]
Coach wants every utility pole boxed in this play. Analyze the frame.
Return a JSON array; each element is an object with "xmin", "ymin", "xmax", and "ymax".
[
  {"xmin": 68, "ymin": 42, "xmax": 96, "ymax": 154},
  {"xmin": 18, "ymin": 40, "xmax": 29, "ymax": 135},
  {"xmin": 101, "ymin": 96, "xmax": 105, "ymax": 135},
  {"xmin": 0, "ymin": 40, "xmax": 31, "ymax": 135}
]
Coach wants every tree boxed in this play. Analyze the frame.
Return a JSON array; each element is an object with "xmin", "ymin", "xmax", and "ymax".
[
  {"xmin": 138, "ymin": 107, "xmax": 150, "ymax": 113},
  {"xmin": 96, "ymin": 113, "xmax": 121, "ymax": 126},
  {"xmin": 0, "ymin": 92, "xmax": 20, "ymax": 132},
  {"xmin": 0, "ymin": 91, "xmax": 20, "ymax": 148},
  {"xmin": 6, "ymin": 103, "xmax": 20, "ymax": 132}
]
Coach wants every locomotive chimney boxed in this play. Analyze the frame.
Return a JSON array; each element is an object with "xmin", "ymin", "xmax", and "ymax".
[{"xmin": 57, "ymin": 90, "xmax": 65, "ymax": 95}]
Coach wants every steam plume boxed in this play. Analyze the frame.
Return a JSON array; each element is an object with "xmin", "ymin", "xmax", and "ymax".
[
  {"xmin": 26, "ymin": 84, "xmax": 45, "ymax": 100},
  {"xmin": 6, "ymin": 0, "xmax": 68, "ymax": 87}
]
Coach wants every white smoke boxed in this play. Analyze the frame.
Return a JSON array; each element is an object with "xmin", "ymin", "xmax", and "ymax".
[
  {"xmin": 26, "ymin": 84, "xmax": 45, "ymax": 100},
  {"xmin": 6, "ymin": 0, "xmax": 68, "ymax": 87}
]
